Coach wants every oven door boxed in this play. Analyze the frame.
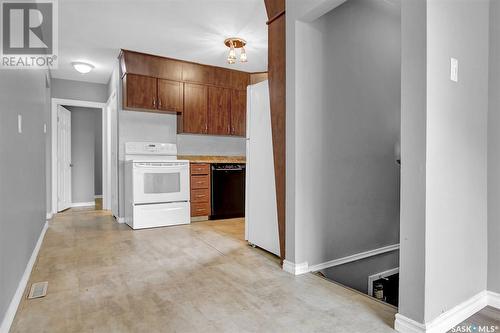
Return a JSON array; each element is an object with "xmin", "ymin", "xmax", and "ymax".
[{"xmin": 133, "ymin": 162, "xmax": 189, "ymax": 204}]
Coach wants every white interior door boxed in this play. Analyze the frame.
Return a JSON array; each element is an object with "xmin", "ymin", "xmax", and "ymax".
[{"xmin": 57, "ymin": 106, "xmax": 72, "ymax": 211}]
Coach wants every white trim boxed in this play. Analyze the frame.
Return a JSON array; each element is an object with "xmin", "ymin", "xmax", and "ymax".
[
  {"xmin": 282, "ymin": 244, "xmax": 400, "ymax": 275},
  {"xmin": 488, "ymin": 291, "xmax": 500, "ymax": 309},
  {"xmin": 282, "ymin": 260, "xmax": 309, "ymax": 275},
  {"xmin": 51, "ymin": 98, "xmax": 107, "ymax": 215},
  {"xmin": 71, "ymin": 201, "xmax": 96, "ymax": 208},
  {"xmin": 368, "ymin": 267, "xmax": 399, "ymax": 297},
  {"xmin": 46, "ymin": 212, "xmax": 53, "ymax": 220},
  {"xmin": 395, "ymin": 291, "xmax": 488, "ymax": 333},
  {"xmin": 94, "ymin": 195, "xmax": 103, "ymax": 199},
  {"xmin": 103, "ymin": 90, "xmax": 115, "ymax": 211},
  {"xmin": 0, "ymin": 222, "xmax": 48, "ymax": 333},
  {"xmin": 115, "ymin": 216, "xmax": 125, "ymax": 224},
  {"xmin": 309, "ymin": 244, "xmax": 400, "ymax": 272},
  {"xmin": 395, "ymin": 314, "xmax": 426, "ymax": 333}
]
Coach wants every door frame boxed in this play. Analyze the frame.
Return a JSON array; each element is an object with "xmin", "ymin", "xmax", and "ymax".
[{"xmin": 51, "ymin": 98, "xmax": 107, "ymax": 215}]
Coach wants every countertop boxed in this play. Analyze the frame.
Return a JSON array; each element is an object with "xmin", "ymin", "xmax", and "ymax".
[{"xmin": 178, "ymin": 155, "xmax": 246, "ymax": 164}]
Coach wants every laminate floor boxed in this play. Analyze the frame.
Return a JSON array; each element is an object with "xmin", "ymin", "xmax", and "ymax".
[
  {"xmin": 449, "ymin": 306, "xmax": 500, "ymax": 333},
  {"xmin": 11, "ymin": 208, "xmax": 398, "ymax": 332}
]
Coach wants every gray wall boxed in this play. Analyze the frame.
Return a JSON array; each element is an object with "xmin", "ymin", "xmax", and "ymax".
[
  {"xmin": 399, "ymin": 0, "xmax": 489, "ymax": 324},
  {"xmin": 321, "ymin": 251, "xmax": 399, "ymax": 294},
  {"xmin": 289, "ymin": 0, "xmax": 401, "ymax": 266},
  {"xmin": 0, "ymin": 71, "xmax": 48, "ymax": 323},
  {"xmin": 51, "ymin": 78, "xmax": 108, "ymax": 103},
  {"xmin": 66, "ymin": 106, "xmax": 101, "ymax": 203},
  {"xmin": 424, "ymin": 0, "xmax": 489, "ymax": 321},
  {"xmin": 399, "ymin": 0, "xmax": 427, "ymax": 323},
  {"xmin": 488, "ymin": 0, "xmax": 500, "ymax": 294}
]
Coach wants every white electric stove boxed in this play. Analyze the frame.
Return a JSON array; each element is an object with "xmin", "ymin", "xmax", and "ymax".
[{"xmin": 124, "ymin": 142, "xmax": 190, "ymax": 229}]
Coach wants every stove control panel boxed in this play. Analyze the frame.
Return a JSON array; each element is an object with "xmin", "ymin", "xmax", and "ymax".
[{"xmin": 125, "ymin": 142, "xmax": 177, "ymax": 156}]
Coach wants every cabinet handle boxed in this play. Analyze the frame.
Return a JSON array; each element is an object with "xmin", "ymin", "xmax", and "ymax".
[
  {"xmin": 153, "ymin": 98, "xmax": 156, "ymax": 107},
  {"xmin": 159, "ymin": 99, "xmax": 162, "ymax": 108},
  {"xmin": 205, "ymin": 124, "xmax": 208, "ymax": 133}
]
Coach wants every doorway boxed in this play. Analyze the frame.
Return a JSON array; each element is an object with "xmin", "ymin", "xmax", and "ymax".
[{"xmin": 51, "ymin": 98, "xmax": 109, "ymax": 214}]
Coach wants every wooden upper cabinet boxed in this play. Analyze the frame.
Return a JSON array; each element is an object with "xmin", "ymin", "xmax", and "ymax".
[
  {"xmin": 121, "ymin": 50, "xmax": 182, "ymax": 81},
  {"xmin": 208, "ymin": 87, "xmax": 231, "ymax": 136},
  {"xmin": 231, "ymin": 90, "xmax": 247, "ymax": 137},
  {"xmin": 158, "ymin": 79, "xmax": 183, "ymax": 113},
  {"xmin": 124, "ymin": 74, "xmax": 157, "ymax": 110},
  {"xmin": 182, "ymin": 62, "xmax": 213, "ymax": 84},
  {"xmin": 230, "ymin": 71, "xmax": 250, "ymax": 90},
  {"xmin": 183, "ymin": 83, "xmax": 208, "ymax": 134},
  {"xmin": 212, "ymin": 68, "xmax": 231, "ymax": 88}
]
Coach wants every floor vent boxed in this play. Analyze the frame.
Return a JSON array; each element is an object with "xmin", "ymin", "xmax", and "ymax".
[{"xmin": 27, "ymin": 282, "xmax": 48, "ymax": 299}]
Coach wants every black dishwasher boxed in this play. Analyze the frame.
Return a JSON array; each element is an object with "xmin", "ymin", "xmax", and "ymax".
[{"xmin": 211, "ymin": 164, "xmax": 246, "ymax": 220}]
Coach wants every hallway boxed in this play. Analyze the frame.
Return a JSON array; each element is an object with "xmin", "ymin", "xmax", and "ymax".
[{"xmin": 11, "ymin": 209, "xmax": 396, "ymax": 332}]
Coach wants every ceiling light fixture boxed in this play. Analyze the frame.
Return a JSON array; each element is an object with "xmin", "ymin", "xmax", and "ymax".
[
  {"xmin": 72, "ymin": 62, "xmax": 95, "ymax": 74},
  {"xmin": 224, "ymin": 38, "xmax": 247, "ymax": 64}
]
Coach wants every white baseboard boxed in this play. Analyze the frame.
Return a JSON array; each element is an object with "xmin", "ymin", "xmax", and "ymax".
[
  {"xmin": 115, "ymin": 216, "xmax": 125, "ymax": 224},
  {"xmin": 309, "ymin": 243, "xmax": 400, "ymax": 272},
  {"xmin": 395, "ymin": 291, "xmax": 489, "ymax": 333},
  {"xmin": 395, "ymin": 314, "xmax": 426, "ymax": 333},
  {"xmin": 46, "ymin": 212, "xmax": 53, "ymax": 220},
  {"xmin": 282, "ymin": 260, "xmax": 309, "ymax": 275},
  {"xmin": 488, "ymin": 291, "xmax": 500, "ymax": 309},
  {"xmin": 0, "ymin": 221, "xmax": 48, "ymax": 333},
  {"xmin": 94, "ymin": 195, "xmax": 102, "ymax": 199},
  {"xmin": 71, "ymin": 201, "xmax": 95, "ymax": 208}
]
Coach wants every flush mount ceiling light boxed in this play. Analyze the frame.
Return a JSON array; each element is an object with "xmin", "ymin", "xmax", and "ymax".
[
  {"xmin": 224, "ymin": 37, "xmax": 247, "ymax": 64},
  {"xmin": 72, "ymin": 62, "xmax": 95, "ymax": 74}
]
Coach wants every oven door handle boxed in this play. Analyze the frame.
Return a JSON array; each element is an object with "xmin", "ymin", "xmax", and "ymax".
[{"xmin": 134, "ymin": 164, "xmax": 188, "ymax": 169}]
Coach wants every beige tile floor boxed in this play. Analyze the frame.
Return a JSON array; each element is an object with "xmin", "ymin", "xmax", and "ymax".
[{"xmin": 11, "ymin": 208, "xmax": 398, "ymax": 333}]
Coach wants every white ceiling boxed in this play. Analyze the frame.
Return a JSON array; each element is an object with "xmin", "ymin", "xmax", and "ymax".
[{"xmin": 51, "ymin": 0, "xmax": 269, "ymax": 84}]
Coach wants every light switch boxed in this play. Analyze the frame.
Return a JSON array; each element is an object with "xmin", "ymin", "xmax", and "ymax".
[
  {"xmin": 450, "ymin": 58, "xmax": 458, "ymax": 82},
  {"xmin": 18, "ymin": 115, "xmax": 22, "ymax": 134}
]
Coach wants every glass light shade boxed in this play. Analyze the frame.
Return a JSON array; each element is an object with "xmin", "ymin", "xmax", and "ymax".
[
  {"xmin": 227, "ymin": 46, "xmax": 237, "ymax": 64},
  {"xmin": 72, "ymin": 62, "xmax": 94, "ymax": 74},
  {"xmin": 240, "ymin": 48, "xmax": 247, "ymax": 62}
]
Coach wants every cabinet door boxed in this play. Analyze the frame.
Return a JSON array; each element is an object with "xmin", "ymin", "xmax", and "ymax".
[
  {"xmin": 231, "ymin": 90, "xmax": 247, "ymax": 136},
  {"xmin": 158, "ymin": 79, "xmax": 183, "ymax": 112},
  {"xmin": 125, "ymin": 74, "xmax": 157, "ymax": 110},
  {"xmin": 208, "ymin": 87, "xmax": 231, "ymax": 135},
  {"xmin": 183, "ymin": 83, "xmax": 208, "ymax": 134}
]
